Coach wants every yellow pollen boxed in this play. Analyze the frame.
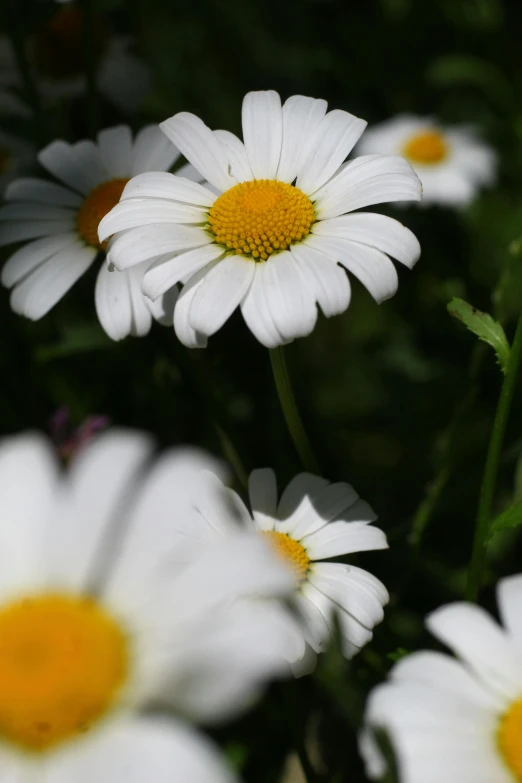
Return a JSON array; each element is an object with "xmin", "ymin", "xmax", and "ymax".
[
  {"xmin": 262, "ymin": 531, "xmax": 310, "ymax": 585},
  {"xmin": 208, "ymin": 179, "xmax": 315, "ymax": 261},
  {"xmin": 77, "ymin": 178, "xmax": 129, "ymax": 251},
  {"xmin": 498, "ymin": 696, "xmax": 522, "ymax": 780},
  {"xmin": 402, "ymin": 130, "xmax": 448, "ymax": 165},
  {"xmin": 0, "ymin": 593, "xmax": 128, "ymax": 752}
]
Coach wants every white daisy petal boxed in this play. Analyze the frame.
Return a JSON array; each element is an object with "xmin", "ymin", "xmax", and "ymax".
[
  {"xmin": 0, "ymin": 219, "xmax": 76, "ymax": 247},
  {"xmin": 260, "ymin": 251, "xmax": 318, "ymax": 342},
  {"xmin": 498, "ymin": 573, "xmax": 522, "ymax": 648},
  {"xmin": 277, "ymin": 95, "xmax": 328, "ymax": 184},
  {"xmin": 297, "ymin": 581, "xmax": 333, "ymax": 652},
  {"xmin": 214, "ymin": 130, "xmax": 253, "ymax": 182},
  {"xmin": 241, "ymin": 90, "xmax": 283, "ymax": 179},
  {"xmin": 131, "ymin": 124, "xmax": 181, "ymax": 176},
  {"xmin": 0, "ymin": 202, "xmax": 76, "ymax": 222},
  {"xmin": 38, "ymin": 140, "xmax": 107, "ymax": 194},
  {"xmin": 277, "ymin": 480, "xmax": 361, "ymax": 540},
  {"xmin": 189, "ymin": 255, "xmax": 255, "ymax": 337},
  {"xmin": 310, "ymin": 562, "xmax": 388, "ymax": 629},
  {"xmin": 240, "ymin": 263, "xmax": 286, "ymax": 348},
  {"xmin": 121, "ymin": 172, "xmax": 215, "ymax": 208},
  {"xmin": 108, "ymin": 225, "xmax": 212, "ymax": 271},
  {"xmin": 312, "ymin": 213, "xmax": 421, "ymax": 269},
  {"xmin": 5, "ymin": 177, "xmax": 83, "ymax": 207},
  {"xmin": 142, "ymin": 245, "xmax": 224, "ymax": 301},
  {"xmin": 248, "ymin": 468, "xmax": 278, "ymax": 531},
  {"xmin": 313, "ymin": 154, "xmax": 422, "ymax": 219},
  {"xmin": 98, "ymin": 199, "xmax": 206, "ymax": 242},
  {"xmin": 95, "ymin": 262, "xmax": 153, "ymax": 341},
  {"xmin": 10, "ymin": 242, "xmax": 97, "ymax": 319},
  {"xmin": 297, "ymin": 109, "xmax": 367, "ymax": 195},
  {"xmin": 174, "ymin": 263, "xmax": 215, "ymax": 348},
  {"xmin": 303, "ymin": 520, "xmax": 388, "ymax": 560},
  {"xmin": 306, "ymin": 234, "xmax": 399, "ymax": 303},
  {"xmin": 97, "ymin": 125, "xmax": 133, "ymax": 180},
  {"xmin": 290, "ymin": 243, "xmax": 351, "ymax": 318},
  {"xmin": 1, "ymin": 233, "xmax": 78, "ymax": 287},
  {"xmin": 278, "ymin": 473, "xmax": 330, "ymax": 519},
  {"xmin": 145, "ymin": 284, "xmax": 179, "ymax": 326},
  {"xmin": 160, "ymin": 112, "xmax": 235, "ymax": 192}
]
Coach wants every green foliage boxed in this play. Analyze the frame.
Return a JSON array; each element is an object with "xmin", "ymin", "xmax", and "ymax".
[
  {"xmin": 488, "ymin": 500, "xmax": 522, "ymax": 539},
  {"xmin": 447, "ymin": 297, "xmax": 510, "ymax": 373}
]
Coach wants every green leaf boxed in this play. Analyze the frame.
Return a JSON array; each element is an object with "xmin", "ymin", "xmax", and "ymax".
[
  {"xmin": 488, "ymin": 500, "xmax": 522, "ymax": 539},
  {"xmin": 386, "ymin": 647, "xmax": 410, "ymax": 663},
  {"xmin": 447, "ymin": 298, "xmax": 510, "ymax": 373}
]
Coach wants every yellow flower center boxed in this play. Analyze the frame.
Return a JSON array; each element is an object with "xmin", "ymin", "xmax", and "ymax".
[
  {"xmin": 77, "ymin": 178, "xmax": 129, "ymax": 251},
  {"xmin": 402, "ymin": 130, "xmax": 448, "ymax": 165},
  {"xmin": 0, "ymin": 593, "xmax": 128, "ymax": 752},
  {"xmin": 262, "ymin": 531, "xmax": 310, "ymax": 585},
  {"xmin": 208, "ymin": 179, "xmax": 315, "ymax": 261},
  {"xmin": 498, "ymin": 695, "xmax": 522, "ymax": 780}
]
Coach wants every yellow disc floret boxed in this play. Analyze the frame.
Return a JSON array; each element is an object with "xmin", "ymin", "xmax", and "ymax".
[
  {"xmin": 77, "ymin": 178, "xmax": 129, "ymax": 251},
  {"xmin": 208, "ymin": 179, "xmax": 315, "ymax": 261},
  {"xmin": 403, "ymin": 130, "xmax": 448, "ymax": 165},
  {"xmin": 498, "ymin": 695, "xmax": 522, "ymax": 780},
  {"xmin": 0, "ymin": 593, "xmax": 128, "ymax": 752},
  {"xmin": 263, "ymin": 531, "xmax": 310, "ymax": 585}
]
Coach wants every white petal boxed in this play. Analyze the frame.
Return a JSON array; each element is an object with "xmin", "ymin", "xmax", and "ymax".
[
  {"xmin": 189, "ymin": 255, "xmax": 255, "ymax": 336},
  {"xmin": 290, "ymin": 243, "xmax": 351, "ymax": 317},
  {"xmin": 97, "ymin": 125, "xmax": 132, "ymax": 179},
  {"xmin": 303, "ymin": 520, "xmax": 388, "ymax": 559},
  {"xmin": 256, "ymin": 251, "xmax": 318, "ymax": 342},
  {"xmin": 310, "ymin": 562, "xmax": 388, "ymax": 629},
  {"xmin": 145, "ymin": 284, "xmax": 179, "ymax": 326},
  {"xmin": 297, "ymin": 581, "xmax": 333, "ymax": 652},
  {"xmin": 313, "ymin": 154, "xmax": 422, "ymax": 219},
  {"xmin": 498, "ymin": 573, "xmax": 522, "ymax": 648},
  {"xmin": 38, "ymin": 140, "xmax": 106, "ymax": 194},
  {"xmin": 98, "ymin": 199, "xmax": 206, "ymax": 242},
  {"xmin": 10, "ymin": 242, "xmax": 97, "ymax": 319},
  {"xmin": 142, "ymin": 245, "xmax": 224, "ymax": 301},
  {"xmin": 278, "ymin": 480, "xmax": 362, "ymax": 540},
  {"xmin": 427, "ymin": 602, "xmax": 522, "ymax": 700},
  {"xmin": 1, "ymin": 233, "xmax": 78, "ymax": 287},
  {"xmin": 5, "ymin": 177, "xmax": 82, "ymax": 207},
  {"xmin": 297, "ymin": 109, "xmax": 367, "ymax": 195},
  {"xmin": 0, "ymin": 219, "xmax": 76, "ymax": 247},
  {"xmin": 0, "ymin": 202, "xmax": 76, "ymax": 222},
  {"xmin": 95, "ymin": 262, "xmax": 152, "ymax": 341},
  {"xmin": 240, "ymin": 263, "xmax": 286, "ymax": 348},
  {"xmin": 214, "ymin": 129, "xmax": 253, "ymax": 182},
  {"xmin": 313, "ymin": 212, "xmax": 421, "ymax": 269},
  {"xmin": 47, "ymin": 717, "xmax": 237, "ymax": 783},
  {"xmin": 278, "ymin": 473, "xmax": 330, "ymax": 519},
  {"xmin": 108, "ymin": 224, "xmax": 212, "ymax": 271},
  {"xmin": 248, "ymin": 468, "xmax": 278, "ymax": 531},
  {"xmin": 174, "ymin": 263, "xmax": 215, "ymax": 348},
  {"xmin": 160, "ymin": 113, "xmax": 235, "ymax": 192},
  {"xmin": 277, "ymin": 95, "xmax": 328, "ymax": 184},
  {"xmin": 241, "ymin": 90, "xmax": 283, "ymax": 179},
  {"xmin": 132, "ymin": 124, "xmax": 181, "ymax": 176},
  {"xmin": 306, "ymin": 234, "xmax": 398, "ymax": 303},
  {"xmin": 121, "ymin": 172, "xmax": 215, "ymax": 207}
]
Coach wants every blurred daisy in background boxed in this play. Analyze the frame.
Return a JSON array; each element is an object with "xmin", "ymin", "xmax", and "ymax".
[
  {"xmin": 0, "ymin": 129, "xmax": 35, "ymax": 196},
  {"xmin": 361, "ymin": 574, "xmax": 522, "ymax": 783},
  {"xmin": 357, "ymin": 115, "xmax": 496, "ymax": 207},
  {"xmin": 0, "ymin": 429, "xmax": 294, "ymax": 783},
  {"xmin": 0, "ymin": 124, "xmax": 196, "ymax": 341},
  {"xmin": 100, "ymin": 89, "xmax": 422, "ymax": 349},
  {"xmin": 169, "ymin": 467, "xmax": 389, "ymax": 674}
]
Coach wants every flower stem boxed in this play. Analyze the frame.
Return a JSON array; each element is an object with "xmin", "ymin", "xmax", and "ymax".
[
  {"xmin": 269, "ymin": 346, "xmax": 320, "ymax": 475},
  {"xmin": 466, "ymin": 314, "xmax": 522, "ymax": 600}
]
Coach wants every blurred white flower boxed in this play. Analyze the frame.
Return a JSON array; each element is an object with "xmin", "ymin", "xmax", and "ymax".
[
  {"xmin": 361, "ymin": 574, "xmax": 522, "ymax": 783},
  {"xmin": 100, "ymin": 89, "xmax": 421, "ymax": 349},
  {"xmin": 169, "ymin": 468, "xmax": 389, "ymax": 674},
  {"xmin": 357, "ymin": 115, "xmax": 496, "ymax": 207},
  {"xmin": 0, "ymin": 124, "xmax": 197, "ymax": 340},
  {"xmin": 0, "ymin": 430, "xmax": 294, "ymax": 783}
]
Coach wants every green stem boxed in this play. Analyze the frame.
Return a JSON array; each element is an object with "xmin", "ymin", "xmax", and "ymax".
[
  {"xmin": 80, "ymin": 0, "xmax": 99, "ymax": 137},
  {"xmin": 466, "ymin": 314, "xmax": 522, "ymax": 600},
  {"xmin": 269, "ymin": 346, "xmax": 320, "ymax": 475}
]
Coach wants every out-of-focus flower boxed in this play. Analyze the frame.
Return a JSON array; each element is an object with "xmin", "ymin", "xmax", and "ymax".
[
  {"xmin": 357, "ymin": 115, "xmax": 496, "ymax": 207},
  {"xmin": 361, "ymin": 574, "xmax": 522, "ymax": 783},
  {"xmin": 0, "ymin": 129, "xmax": 35, "ymax": 196},
  {"xmin": 0, "ymin": 430, "xmax": 294, "ymax": 783},
  {"xmin": 49, "ymin": 407, "xmax": 110, "ymax": 459},
  {"xmin": 100, "ymin": 90, "xmax": 421, "ymax": 349},
  {"xmin": 0, "ymin": 125, "xmax": 197, "ymax": 340},
  {"xmin": 168, "ymin": 468, "xmax": 389, "ymax": 674}
]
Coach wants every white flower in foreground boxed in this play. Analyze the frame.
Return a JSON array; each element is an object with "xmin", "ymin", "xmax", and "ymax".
[
  {"xmin": 99, "ymin": 89, "xmax": 422, "ymax": 349},
  {"xmin": 357, "ymin": 115, "xmax": 496, "ymax": 207},
  {"xmin": 0, "ymin": 124, "xmax": 196, "ymax": 340},
  {"xmin": 0, "ymin": 430, "xmax": 294, "ymax": 783},
  {"xmin": 172, "ymin": 468, "xmax": 389, "ymax": 672},
  {"xmin": 361, "ymin": 574, "xmax": 522, "ymax": 783}
]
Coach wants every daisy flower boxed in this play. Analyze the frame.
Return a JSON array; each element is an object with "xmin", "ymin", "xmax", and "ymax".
[
  {"xmin": 0, "ymin": 124, "xmax": 196, "ymax": 341},
  {"xmin": 361, "ymin": 573, "xmax": 522, "ymax": 783},
  {"xmin": 171, "ymin": 468, "xmax": 389, "ymax": 672},
  {"xmin": 99, "ymin": 90, "xmax": 422, "ymax": 349},
  {"xmin": 357, "ymin": 114, "xmax": 496, "ymax": 207},
  {"xmin": 0, "ymin": 430, "xmax": 295, "ymax": 783}
]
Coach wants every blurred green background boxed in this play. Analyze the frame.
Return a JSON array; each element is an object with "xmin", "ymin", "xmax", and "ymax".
[{"xmin": 2, "ymin": 0, "xmax": 522, "ymax": 780}]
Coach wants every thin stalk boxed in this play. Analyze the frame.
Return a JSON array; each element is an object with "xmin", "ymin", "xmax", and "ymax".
[
  {"xmin": 80, "ymin": 0, "xmax": 99, "ymax": 136},
  {"xmin": 466, "ymin": 314, "xmax": 522, "ymax": 600},
  {"xmin": 269, "ymin": 346, "xmax": 320, "ymax": 475}
]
